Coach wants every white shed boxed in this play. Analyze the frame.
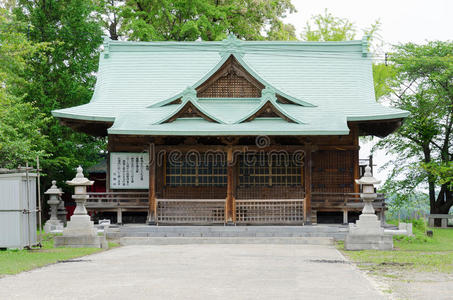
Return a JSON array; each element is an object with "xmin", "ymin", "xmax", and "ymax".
[{"xmin": 0, "ymin": 172, "xmax": 37, "ymax": 249}]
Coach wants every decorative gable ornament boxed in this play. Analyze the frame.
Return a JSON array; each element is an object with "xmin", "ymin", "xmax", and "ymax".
[
  {"xmin": 182, "ymin": 86, "xmax": 197, "ymax": 102},
  {"xmin": 261, "ymin": 86, "xmax": 277, "ymax": 102},
  {"xmin": 220, "ymin": 34, "xmax": 245, "ymax": 57},
  {"xmin": 102, "ymin": 36, "xmax": 110, "ymax": 58}
]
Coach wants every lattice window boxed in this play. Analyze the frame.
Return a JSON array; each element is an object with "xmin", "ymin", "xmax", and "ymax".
[
  {"xmin": 238, "ymin": 153, "xmax": 302, "ymax": 187},
  {"xmin": 166, "ymin": 155, "xmax": 227, "ymax": 187}
]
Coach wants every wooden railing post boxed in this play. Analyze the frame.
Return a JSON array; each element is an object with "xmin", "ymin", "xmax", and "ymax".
[{"xmin": 148, "ymin": 143, "xmax": 157, "ymax": 225}]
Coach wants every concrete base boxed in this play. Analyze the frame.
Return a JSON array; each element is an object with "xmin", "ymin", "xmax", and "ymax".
[
  {"xmin": 54, "ymin": 235, "xmax": 108, "ymax": 249},
  {"xmin": 43, "ymin": 220, "xmax": 63, "ymax": 233},
  {"xmin": 54, "ymin": 214, "xmax": 107, "ymax": 248},
  {"xmin": 344, "ymin": 233, "xmax": 393, "ymax": 250},
  {"xmin": 344, "ymin": 214, "xmax": 393, "ymax": 250}
]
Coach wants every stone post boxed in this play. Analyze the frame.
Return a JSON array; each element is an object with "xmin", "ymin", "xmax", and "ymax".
[
  {"xmin": 54, "ymin": 166, "xmax": 107, "ymax": 248},
  {"xmin": 43, "ymin": 181, "xmax": 64, "ymax": 233},
  {"xmin": 345, "ymin": 166, "xmax": 393, "ymax": 250}
]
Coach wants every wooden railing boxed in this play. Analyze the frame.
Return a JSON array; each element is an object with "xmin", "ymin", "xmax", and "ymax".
[
  {"xmin": 236, "ymin": 199, "xmax": 304, "ymax": 224},
  {"xmin": 85, "ymin": 192, "xmax": 386, "ymax": 224},
  {"xmin": 312, "ymin": 192, "xmax": 385, "ymax": 208},
  {"xmin": 156, "ymin": 199, "xmax": 226, "ymax": 224},
  {"xmin": 86, "ymin": 192, "xmax": 149, "ymax": 208}
]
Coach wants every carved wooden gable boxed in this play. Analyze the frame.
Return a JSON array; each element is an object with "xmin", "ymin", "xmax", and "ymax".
[
  {"xmin": 197, "ymin": 56, "xmax": 264, "ymax": 98},
  {"xmin": 165, "ymin": 101, "xmax": 217, "ymax": 123},
  {"xmin": 242, "ymin": 101, "xmax": 296, "ymax": 123}
]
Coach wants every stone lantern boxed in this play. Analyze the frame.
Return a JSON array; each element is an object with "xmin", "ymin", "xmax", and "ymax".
[
  {"xmin": 54, "ymin": 166, "xmax": 106, "ymax": 248},
  {"xmin": 43, "ymin": 180, "xmax": 64, "ymax": 233},
  {"xmin": 345, "ymin": 165, "xmax": 393, "ymax": 250},
  {"xmin": 356, "ymin": 166, "xmax": 380, "ymax": 216}
]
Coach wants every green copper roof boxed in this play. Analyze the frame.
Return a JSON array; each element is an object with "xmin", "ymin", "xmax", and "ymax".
[{"xmin": 52, "ymin": 35, "xmax": 409, "ymax": 136}]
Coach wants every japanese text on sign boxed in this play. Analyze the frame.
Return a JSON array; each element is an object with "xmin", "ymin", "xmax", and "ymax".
[{"xmin": 110, "ymin": 152, "xmax": 149, "ymax": 189}]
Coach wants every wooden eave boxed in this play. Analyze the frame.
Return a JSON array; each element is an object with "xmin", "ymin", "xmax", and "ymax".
[
  {"xmin": 351, "ymin": 118, "xmax": 404, "ymax": 138},
  {"xmin": 58, "ymin": 117, "xmax": 112, "ymax": 137}
]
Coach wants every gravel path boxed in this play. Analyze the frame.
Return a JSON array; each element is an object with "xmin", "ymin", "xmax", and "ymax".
[{"xmin": 0, "ymin": 244, "xmax": 387, "ymax": 299}]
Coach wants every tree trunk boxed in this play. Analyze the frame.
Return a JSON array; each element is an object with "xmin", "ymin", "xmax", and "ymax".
[
  {"xmin": 423, "ymin": 145, "xmax": 437, "ymax": 212},
  {"xmin": 432, "ymin": 185, "xmax": 453, "ymax": 226}
]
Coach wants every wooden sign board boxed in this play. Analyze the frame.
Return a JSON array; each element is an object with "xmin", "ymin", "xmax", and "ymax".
[{"xmin": 110, "ymin": 152, "xmax": 149, "ymax": 189}]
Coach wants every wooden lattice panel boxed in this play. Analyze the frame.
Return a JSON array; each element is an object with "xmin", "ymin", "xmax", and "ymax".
[
  {"xmin": 157, "ymin": 199, "xmax": 226, "ymax": 224},
  {"xmin": 312, "ymin": 150, "xmax": 354, "ymax": 193},
  {"xmin": 236, "ymin": 199, "xmax": 304, "ymax": 224},
  {"xmin": 196, "ymin": 55, "xmax": 263, "ymax": 98},
  {"xmin": 198, "ymin": 72, "xmax": 261, "ymax": 98}
]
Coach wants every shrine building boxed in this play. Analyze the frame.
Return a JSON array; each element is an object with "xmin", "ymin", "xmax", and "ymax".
[{"xmin": 52, "ymin": 35, "xmax": 409, "ymax": 225}]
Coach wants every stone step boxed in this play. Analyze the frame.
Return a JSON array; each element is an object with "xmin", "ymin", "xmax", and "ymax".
[
  {"xmin": 118, "ymin": 231, "xmax": 347, "ymax": 238},
  {"xmin": 120, "ymin": 236, "xmax": 335, "ymax": 246},
  {"xmin": 107, "ymin": 225, "xmax": 348, "ymax": 240}
]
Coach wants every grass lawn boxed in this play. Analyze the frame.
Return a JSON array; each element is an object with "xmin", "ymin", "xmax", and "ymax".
[
  {"xmin": 340, "ymin": 220, "xmax": 453, "ymax": 273},
  {"xmin": 0, "ymin": 233, "xmax": 119, "ymax": 276}
]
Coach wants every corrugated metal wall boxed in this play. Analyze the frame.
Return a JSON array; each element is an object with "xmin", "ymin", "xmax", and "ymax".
[{"xmin": 0, "ymin": 173, "xmax": 37, "ymax": 249}]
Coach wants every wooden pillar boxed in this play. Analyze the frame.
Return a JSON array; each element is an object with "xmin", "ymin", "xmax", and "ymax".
[
  {"xmin": 106, "ymin": 137, "xmax": 111, "ymax": 192},
  {"xmin": 226, "ymin": 146, "xmax": 235, "ymax": 224},
  {"xmin": 148, "ymin": 143, "xmax": 157, "ymax": 224},
  {"xmin": 352, "ymin": 125, "xmax": 360, "ymax": 195},
  {"xmin": 304, "ymin": 144, "xmax": 312, "ymax": 225}
]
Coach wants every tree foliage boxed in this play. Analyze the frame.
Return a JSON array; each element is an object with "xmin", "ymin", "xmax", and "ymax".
[
  {"xmin": 97, "ymin": 0, "xmax": 297, "ymax": 41},
  {"xmin": 4, "ymin": 0, "xmax": 298, "ymax": 187},
  {"xmin": 301, "ymin": 9, "xmax": 356, "ymax": 42},
  {"xmin": 377, "ymin": 41, "xmax": 453, "ymax": 218},
  {"xmin": 300, "ymin": 9, "xmax": 392, "ymax": 100},
  {"xmin": 12, "ymin": 0, "xmax": 106, "ymax": 185},
  {"xmin": 0, "ymin": 8, "xmax": 49, "ymax": 168}
]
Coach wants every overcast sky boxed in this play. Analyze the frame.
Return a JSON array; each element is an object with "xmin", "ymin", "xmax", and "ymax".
[
  {"xmin": 287, "ymin": 0, "xmax": 453, "ymax": 44},
  {"xmin": 285, "ymin": 0, "xmax": 452, "ymax": 184}
]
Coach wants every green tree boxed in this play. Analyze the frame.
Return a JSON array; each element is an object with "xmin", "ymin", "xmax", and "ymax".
[
  {"xmin": 13, "ymin": 0, "xmax": 105, "ymax": 186},
  {"xmin": 301, "ymin": 9, "xmax": 392, "ymax": 100},
  {"xmin": 99, "ymin": 0, "xmax": 296, "ymax": 41},
  {"xmin": 377, "ymin": 41, "xmax": 453, "ymax": 222},
  {"xmin": 0, "ymin": 8, "xmax": 49, "ymax": 168},
  {"xmin": 301, "ymin": 9, "xmax": 356, "ymax": 42}
]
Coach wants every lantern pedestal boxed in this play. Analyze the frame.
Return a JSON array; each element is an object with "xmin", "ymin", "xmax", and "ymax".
[{"xmin": 54, "ymin": 166, "xmax": 107, "ymax": 248}]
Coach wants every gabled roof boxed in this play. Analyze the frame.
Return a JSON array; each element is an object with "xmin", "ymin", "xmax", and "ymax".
[{"xmin": 52, "ymin": 35, "xmax": 409, "ymax": 136}]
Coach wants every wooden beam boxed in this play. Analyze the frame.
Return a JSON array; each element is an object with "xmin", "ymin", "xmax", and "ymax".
[
  {"xmin": 304, "ymin": 144, "xmax": 312, "ymax": 224},
  {"xmin": 148, "ymin": 143, "xmax": 157, "ymax": 224}
]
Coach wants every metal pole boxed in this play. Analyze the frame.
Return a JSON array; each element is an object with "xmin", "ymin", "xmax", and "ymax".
[
  {"xmin": 37, "ymin": 156, "xmax": 42, "ymax": 247},
  {"xmin": 25, "ymin": 162, "xmax": 31, "ymax": 249}
]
